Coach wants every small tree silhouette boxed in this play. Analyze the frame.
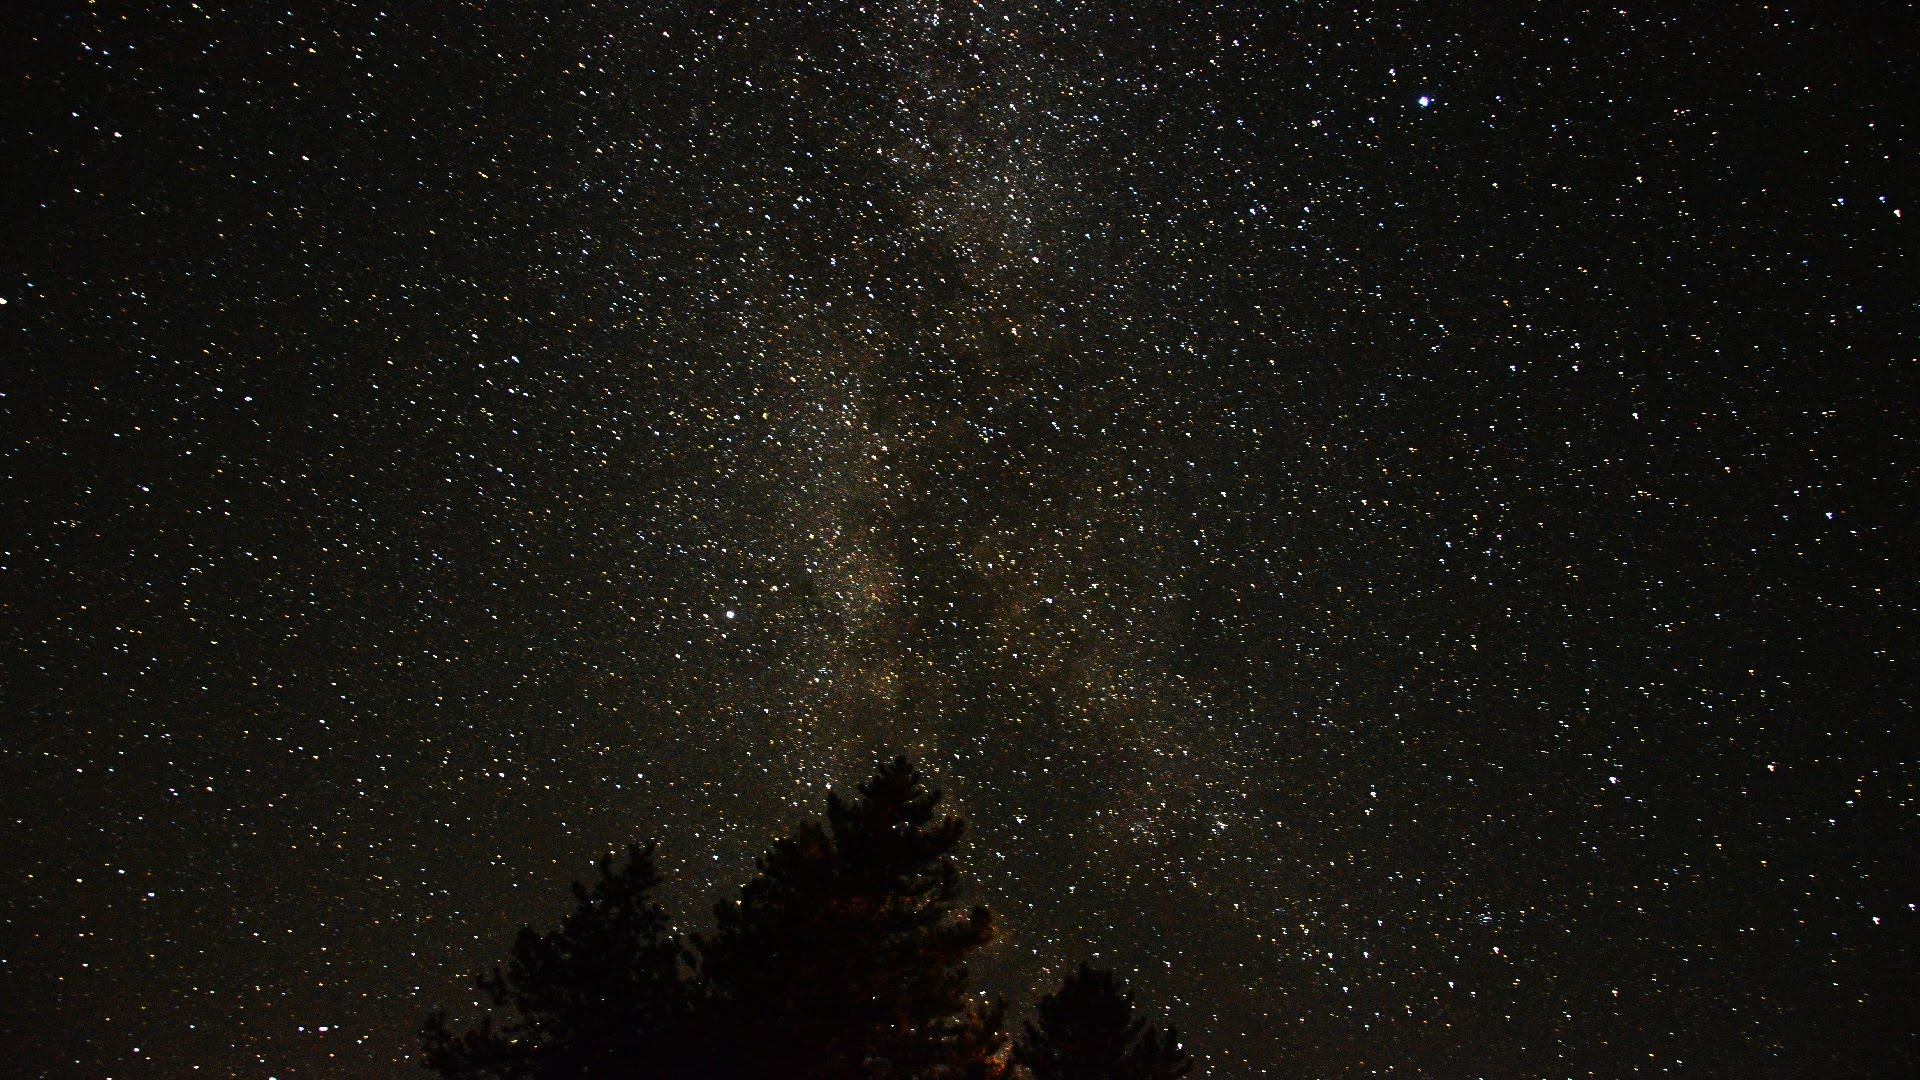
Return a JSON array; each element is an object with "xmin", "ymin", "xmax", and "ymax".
[
  {"xmin": 1015, "ymin": 963, "xmax": 1192, "ymax": 1080},
  {"xmin": 420, "ymin": 842, "xmax": 689, "ymax": 1080}
]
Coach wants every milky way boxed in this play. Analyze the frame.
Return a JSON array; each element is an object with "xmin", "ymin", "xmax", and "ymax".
[{"xmin": 5, "ymin": 3, "xmax": 1913, "ymax": 1077}]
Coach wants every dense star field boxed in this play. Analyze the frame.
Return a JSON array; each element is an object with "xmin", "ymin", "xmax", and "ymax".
[{"xmin": 4, "ymin": 2, "xmax": 1913, "ymax": 1076}]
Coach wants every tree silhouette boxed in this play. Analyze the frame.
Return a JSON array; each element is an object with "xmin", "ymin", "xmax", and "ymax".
[
  {"xmin": 1015, "ymin": 963, "xmax": 1192, "ymax": 1080},
  {"xmin": 422, "ymin": 759, "xmax": 1190, "ymax": 1080},
  {"xmin": 420, "ymin": 842, "xmax": 689, "ymax": 1080},
  {"xmin": 694, "ymin": 756, "xmax": 1007, "ymax": 1080}
]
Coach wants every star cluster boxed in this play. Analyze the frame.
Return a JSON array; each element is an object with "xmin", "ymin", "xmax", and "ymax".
[{"xmin": 4, "ymin": 3, "xmax": 1912, "ymax": 1077}]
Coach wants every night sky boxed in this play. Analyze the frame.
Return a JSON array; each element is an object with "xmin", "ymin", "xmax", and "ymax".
[{"xmin": 5, "ymin": 3, "xmax": 1914, "ymax": 1077}]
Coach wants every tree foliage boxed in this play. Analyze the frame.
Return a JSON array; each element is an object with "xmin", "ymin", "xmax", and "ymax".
[
  {"xmin": 696, "ymin": 756, "xmax": 1005, "ymax": 1079},
  {"xmin": 421, "ymin": 842, "xmax": 688, "ymax": 1080},
  {"xmin": 1015, "ymin": 963, "xmax": 1192, "ymax": 1080},
  {"xmin": 421, "ymin": 758, "xmax": 1192, "ymax": 1080}
]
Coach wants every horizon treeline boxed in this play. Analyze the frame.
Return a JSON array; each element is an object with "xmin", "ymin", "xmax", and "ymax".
[{"xmin": 422, "ymin": 756, "xmax": 1194, "ymax": 1080}]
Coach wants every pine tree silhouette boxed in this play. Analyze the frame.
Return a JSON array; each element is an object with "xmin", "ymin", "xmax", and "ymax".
[
  {"xmin": 420, "ymin": 842, "xmax": 689, "ymax": 1080},
  {"xmin": 694, "ymin": 756, "xmax": 1008, "ymax": 1080},
  {"xmin": 1015, "ymin": 963, "xmax": 1192, "ymax": 1080},
  {"xmin": 422, "ymin": 758, "xmax": 1021, "ymax": 1080}
]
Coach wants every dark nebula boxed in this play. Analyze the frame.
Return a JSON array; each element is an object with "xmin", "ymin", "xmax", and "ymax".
[{"xmin": 4, "ymin": 3, "xmax": 1912, "ymax": 1076}]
